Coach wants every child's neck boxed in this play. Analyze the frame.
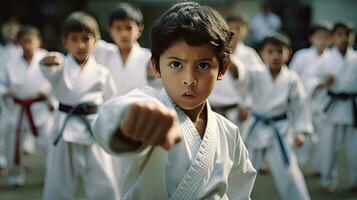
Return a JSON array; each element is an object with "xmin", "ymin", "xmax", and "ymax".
[
  {"xmin": 183, "ymin": 103, "xmax": 207, "ymax": 138},
  {"xmin": 74, "ymin": 56, "xmax": 89, "ymax": 69},
  {"xmin": 23, "ymin": 53, "xmax": 34, "ymax": 65},
  {"xmin": 337, "ymin": 46, "xmax": 348, "ymax": 57},
  {"xmin": 269, "ymin": 67, "xmax": 282, "ymax": 80},
  {"xmin": 119, "ymin": 46, "xmax": 131, "ymax": 65},
  {"xmin": 315, "ymin": 46, "xmax": 325, "ymax": 55}
]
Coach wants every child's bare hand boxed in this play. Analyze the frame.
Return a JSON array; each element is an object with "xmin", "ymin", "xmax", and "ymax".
[
  {"xmin": 238, "ymin": 107, "xmax": 250, "ymax": 123},
  {"xmin": 317, "ymin": 74, "xmax": 335, "ymax": 89},
  {"xmin": 294, "ymin": 133, "xmax": 305, "ymax": 148},
  {"xmin": 119, "ymin": 101, "xmax": 182, "ymax": 150},
  {"xmin": 4, "ymin": 91, "xmax": 17, "ymax": 100},
  {"xmin": 40, "ymin": 52, "xmax": 63, "ymax": 66}
]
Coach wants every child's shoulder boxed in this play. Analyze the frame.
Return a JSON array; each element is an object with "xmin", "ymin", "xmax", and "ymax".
[
  {"xmin": 284, "ymin": 66, "xmax": 303, "ymax": 83},
  {"xmin": 95, "ymin": 39, "xmax": 118, "ymax": 53},
  {"xmin": 211, "ymin": 110, "xmax": 239, "ymax": 135}
]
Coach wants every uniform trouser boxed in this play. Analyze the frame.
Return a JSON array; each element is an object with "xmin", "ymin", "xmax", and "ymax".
[
  {"xmin": 295, "ymin": 112, "xmax": 325, "ymax": 170},
  {"xmin": 320, "ymin": 123, "xmax": 357, "ymax": 188},
  {"xmin": 5, "ymin": 120, "xmax": 52, "ymax": 185},
  {"xmin": 249, "ymin": 141, "xmax": 311, "ymax": 200},
  {"xmin": 42, "ymin": 141, "xmax": 119, "ymax": 200}
]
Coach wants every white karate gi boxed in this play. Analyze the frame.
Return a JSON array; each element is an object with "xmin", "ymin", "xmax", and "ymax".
[
  {"xmin": 40, "ymin": 54, "xmax": 120, "ymax": 200},
  {"xmin": 0, "ymin": 42, "xmax": 22, "ymax": 169},
  {"xmin": 0, "ymin": 49, "xmax": 54, "ymax": 185},
  {"xmin": 93, "ymin": 40, "xmax": 152, "ymax": 96},
  {"xmin": 233, "ymin": 57, "xmax": 313, "ymax": 200},
  {"xmin": 0, "ymin": 42, "xmax": 22, "ymax": 68},
  {"xmin": 312, "ymin": 47, "xmax": 357, "ymax": 188},
  {"xmin": 290, "ymin": 47, "xmax": 331, "ymax": 169},
  {"xmin": 94, "ymin": 88, "xmax": 257, "ymax": 200}
]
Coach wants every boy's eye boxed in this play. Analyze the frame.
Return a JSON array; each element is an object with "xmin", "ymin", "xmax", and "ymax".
[
  {"xmin": 197, "ymin": 62, "xmax": 210, "ymax": 70},
  {"xmin": 169, "ymin": 61, "xmax": 182, "ymax": 69}
]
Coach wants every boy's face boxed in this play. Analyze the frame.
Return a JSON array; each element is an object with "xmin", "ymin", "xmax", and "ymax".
[
  {"xmin": 63, "ymin": 31, "xmax": 96, "ymax": 63},
  {"xmin": 310, "ymin": 29, "xmax": 330, "ymax": 50},
  {"xmin": 109, "ymin": 19, "xmax": 143, "ymax": 50},
  {"xmin": 333, "ymin": 27, "xmax": 351, "ymax": 51},
  {"xmin": 18, "ymin": 33, "xmax": 41, "ymax": 57},
  {"xmin": 260, "ymin": 43, "xmax": 283, "ymax": 71},
  {"xmin": 153, "ymin": 39, "xmax": 226, "ymax": 111}
]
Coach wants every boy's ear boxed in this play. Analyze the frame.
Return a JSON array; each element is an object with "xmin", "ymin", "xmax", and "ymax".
[
  {"xmin": 151, "ymin": 58, "xmax": 161, "ymax": 78},
  {"xmin": 137, "ymin": 24, "xmax": 144, "ymax": 38},
  {"xmin": 217, "ymin": 61, "xmax": 229, "ymax": 80}
]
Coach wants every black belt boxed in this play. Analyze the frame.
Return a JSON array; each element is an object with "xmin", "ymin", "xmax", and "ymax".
[
  {"xmin": 324, "ymin": 91, "xmax": 357, "ymax": 127},
  {"xmin": 53, "ymin": 102, "xmax": 98, "ymax": 145}
]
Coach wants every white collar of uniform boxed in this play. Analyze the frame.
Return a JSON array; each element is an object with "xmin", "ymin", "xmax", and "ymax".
[
  {"xmin": 331, "ymin": 46, "xmax": 354, "ymax": 60},
  {"xmin": 18, "ymin": 49, "xmax": 45, "ymax": 70},
  {"xmin": 160, "ymin": 88, "xmax": 219, "ymax": 200},
  {"xmin": 64, "ymin": 54, "xmax": 97, "ymax": 89}
]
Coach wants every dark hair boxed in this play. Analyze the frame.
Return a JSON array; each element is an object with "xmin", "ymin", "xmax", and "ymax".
[
  {"xmin": 63, "ymin": 11, "xmax": 100, "ymax": 39},
  {"xmin": 259, "ymin": 33, "xmax": 291, "ymax": 52},
  {"xmin": 225, "ymin": 14, "xmax": 248, "ymax": 25},
  {"xmin": 108, "ymin": 2, "xmax": 143, "ymax": 26},
  {"xmin": 309, "ymin": 23, "xmax": 331, "ymax": 36},
  {"xmin": 17, "ymin": 25, "xmax": 41, "ymax": 40},
  {"xmin": 150, "ymin": 2, "xmax": 233, "ymax": 71},
  {"xmin": 332, "ymin": 21, "xmax": 354, "ymax": 34}
]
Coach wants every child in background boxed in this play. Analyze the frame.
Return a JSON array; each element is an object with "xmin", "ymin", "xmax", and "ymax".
[
  {"xmin": 289, "ymin": 23, "xmax": 331, "ymax": 173},
  {"xmin": 231, "ymin": 34, "xmax": 312, "ymax": 200},
  {"xmin": 40, "ymin": 12, "xmax": 119, "ymax": 200},
  {"xmin": 0, "ymin": 25, "xmax": 53, "ymax": 186},
  {"xmin": 94, "ymin": 2, "xmax": 256, "ymax": 199},
  {"xmin": 313, "ymin": 22, "xmax": 357, "ymax": 193},
  {"xmin": 93, "ymin": 2, "xmax": 156, "ymax": 95}
]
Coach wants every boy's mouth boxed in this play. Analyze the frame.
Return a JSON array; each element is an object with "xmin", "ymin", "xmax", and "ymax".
[{"xmin": 181, "ymin": 91, "xmax": 196, "ymax": 98}]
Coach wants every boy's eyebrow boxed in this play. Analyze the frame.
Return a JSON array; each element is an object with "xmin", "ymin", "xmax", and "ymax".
[{"xmin": 167, "ymin": 56, "xmax": 214, "ymax": 62}]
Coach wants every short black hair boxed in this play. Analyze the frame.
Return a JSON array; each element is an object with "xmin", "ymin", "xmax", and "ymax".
[
  {"xmin": 309, "ymin": 23, "xmax": 331, "ymax": 36},
  {"xmin": 17, "ymin": 25, "xmax": 41, "ymax": 40},
  {"xmin": 332, "ymin": 21, "xmax": 354, "ymax": 34},
  {"xmin": 259, "ymin": 33, "xmax": 291, "ymax": 52},
  {"xmin": 150, "ymin": 2, "xmax": 233, "ymax": 71},
  {"xmin": 63, "ymin": 11, "xmax": 100, "ymax": 39},
  {"xmin": 108, "ymin": 2, "xmax": 143, "ymax": 26}
]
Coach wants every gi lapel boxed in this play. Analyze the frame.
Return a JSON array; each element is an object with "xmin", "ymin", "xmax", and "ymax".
[{"xmin": 161, "ymin": 90, "xmax": 218, "ymax": 200}]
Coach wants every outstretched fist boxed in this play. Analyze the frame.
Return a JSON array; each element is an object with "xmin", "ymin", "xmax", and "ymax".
[
  {"xmin": 40, "ymin": 52, "xmax": 63, "ymax": 66},
  {"xmin": 119, "ymin": 101, "xmax": 182, "ymax": 150}
]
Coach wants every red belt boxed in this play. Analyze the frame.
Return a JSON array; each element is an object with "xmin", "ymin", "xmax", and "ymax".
[{"xmin": 13, "ymin": 97, "xmax": 45, "ymax": 166}]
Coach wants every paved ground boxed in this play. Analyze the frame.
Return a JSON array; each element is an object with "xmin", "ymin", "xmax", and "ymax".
[{"xmin": 1, "ymin": 150, "xmax": 357, "ymax": 200}]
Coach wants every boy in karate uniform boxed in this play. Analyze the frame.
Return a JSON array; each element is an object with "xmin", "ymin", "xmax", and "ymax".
[
  {"xmin": 314, "ymin": 22, "xmax": 357, "ymax": 193},
  {"xmin": 93, "ymin": 3, "xmax": 154, "ymax": 95},
  {"xmin": 94, "ymin": 2, "xmax": 256, "ymax": 199},
  {"xmin": 289, "ymin": 24, "xmax": 331, "ymax": 172},
  {"xmin": 231, "ymin": 35, "xmax": 313, "ymax": 200},
  {"xmin": 0, "ymin": 25, "xmax": 53, "ymax": 186},
  {"xmin": 40, "ymin": 12, "xmax": 119, "ymax": 200}
]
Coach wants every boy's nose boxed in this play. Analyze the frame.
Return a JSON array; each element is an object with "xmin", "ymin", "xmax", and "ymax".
[
  {"xmin": 78, "ymin": 42, "xmax": 85, "ymax": 49},
  {"xmin": 183, "ymin": 72, "xmax": 197, "ymax": 86}
]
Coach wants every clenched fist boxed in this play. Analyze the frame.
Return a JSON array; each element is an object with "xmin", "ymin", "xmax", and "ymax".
[
  {"xmin": 117, "ymin": 101, "xmax": 182, "ymax": 151},
  {"xmin": 40, "ymin": 52, "xmax": 63, "ymax": 66}
]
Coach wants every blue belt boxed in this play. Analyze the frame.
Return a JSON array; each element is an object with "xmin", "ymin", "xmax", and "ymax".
[
  {"xmin": 247, "ymin": 112, "xmax": 290, "ymax": 166},
  {"xmin": 324, "ymin": 90, "xmax": 357, "ymax": 127},
  {"xmin": 53, "ymin": 102, "xmax": 98, "ymax": 145}
]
